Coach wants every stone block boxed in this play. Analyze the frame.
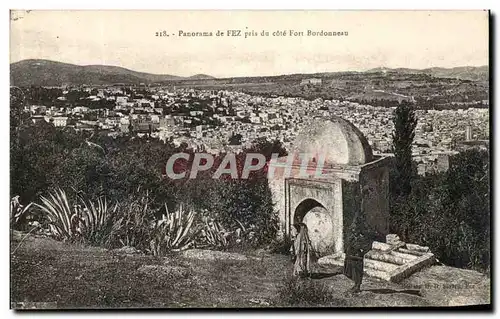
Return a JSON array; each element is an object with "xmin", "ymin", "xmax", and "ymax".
[
  {"xmin": 371, "ymin": 241, "xmax": 392, "ymax": 252},
  {"xmin": 406, "ymin": 243, "xmax": 430, "ymax": 253},
  {"xmin": 386, "ymin": 234, "xmax": 401, "ymax": 245}
]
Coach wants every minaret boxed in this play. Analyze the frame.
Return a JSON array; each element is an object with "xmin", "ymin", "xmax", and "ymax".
[{"xmin": 465, "ymin": 125, "xmax": 472, "ymax": 141}]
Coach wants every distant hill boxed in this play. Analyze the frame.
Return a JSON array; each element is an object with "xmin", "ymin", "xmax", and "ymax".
[
  {"xmin": 10, "ymin": 59, "xmax": 216, "ymax": 86},
  {"xmin": 367, "ymin": 66, "xmax": 489, "ymax": 81},
  {"xmin": 188, "ymin": 74, "xmax": 215, "ymax": 80},
  {"xmin": 10, "ymin": 59, "xmax": 487, "ymax": 87}
]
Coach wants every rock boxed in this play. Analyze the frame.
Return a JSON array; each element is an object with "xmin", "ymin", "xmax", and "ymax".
[
  {"xmin": 181, "ymin": 249, "xmax": 248, "ymax": 261},
  {"xmin": 137, "ymin": 265, "xmax": 189, "ymax": 278}
]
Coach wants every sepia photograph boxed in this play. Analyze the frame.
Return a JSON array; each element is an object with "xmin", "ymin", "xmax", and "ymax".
[{"xmin": 9, "ymin": 10, "xmax": 491, "ymax": 310}]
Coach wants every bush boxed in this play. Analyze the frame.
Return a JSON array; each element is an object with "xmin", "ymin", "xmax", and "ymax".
[
  {"xmin": 78, "ymin": 196, "xmax": 120, "ymax": 247},
  {"xmin": 35, "ymin": 188, "xmax": 82, "ymax": 241},
  {"xmin": 35, "ymin": 188, "xmax": 120, "ymax": 246}
]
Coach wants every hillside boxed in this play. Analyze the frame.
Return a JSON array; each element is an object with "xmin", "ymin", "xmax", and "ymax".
[
  {"xmin": 10, "ymin": 59, "xmax": 216, "ymax": 86},
  {"xmin": 11, "ymin": 59, "xmax": 488, "ymax": 87},
  {"xmin": 368, "ymin": 66, "xmax": 489, "ymax": 81}
]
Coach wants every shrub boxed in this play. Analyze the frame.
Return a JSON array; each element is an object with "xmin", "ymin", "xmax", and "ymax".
[
  {"xmin": 194, "ymin": 177, "xmax": 278, "ymax": 248},
  {"xmin": 35, "ymin": 189, "xmax": 120, "ymax": 246},
  {"xmin": 390, "ymin": 149, "xmax": 490, "ymax": 272},
  {"xmin": 198, "ymin": 218, "xmax": 231, "ymax": 250}
]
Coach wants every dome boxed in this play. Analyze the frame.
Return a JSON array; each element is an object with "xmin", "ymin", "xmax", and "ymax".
[{"xmin": 293, "ymin": 116, "xmax": 373, "ymax": 166}]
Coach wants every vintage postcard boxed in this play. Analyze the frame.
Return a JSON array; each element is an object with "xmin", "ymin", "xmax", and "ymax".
[{"xmin": 10, "ymin": 10, "xmax": 490, "ymax": 309}]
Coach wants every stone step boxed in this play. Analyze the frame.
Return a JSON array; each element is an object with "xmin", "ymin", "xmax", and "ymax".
[
  {"xmin": 405, "ymin": 243, "xmax": 430, "ymax": 253},
  {"xmin": 391, "ymin": 250, "xmax": 419, "ymax": 261},
  {"xmin": 397, "ymin": 248, "xmax": 427, "ymax": 257},
  {"xmin": 365, "ymin": 251, "xmax": 406, "ymax": 265},
  {"xmin": 317, "ymin": 248, "xmax": 436, "ymax": 283},
  {"xmin": 317, "ymin": 254, "xmax": 393, "ymax": 281},
  {"xmin": 363, "ymin": 257, "xmax": 400, "ymax": 272},
  {"xmin": 317, "ymin": 254, "xmax": 344, "ymax": 267},
  {"xmin": 364, "ymin": 267, "xmax": 392, "ymax": 281}
]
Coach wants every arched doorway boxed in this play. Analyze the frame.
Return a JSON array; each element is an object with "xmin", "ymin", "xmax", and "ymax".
[{"xmin": 293, "ymin": 198, "xmax": 336, "ymax": 257}]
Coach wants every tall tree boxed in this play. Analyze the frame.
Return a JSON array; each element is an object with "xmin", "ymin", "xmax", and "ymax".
[{"xmin": 391, "ymin": 102, "xmax": 417, "ymax": 197}]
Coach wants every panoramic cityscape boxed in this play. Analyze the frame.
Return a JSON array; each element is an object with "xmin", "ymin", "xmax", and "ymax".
[
  {"xmin": 12, "ymin": 59, "xmax": 489, "ymax": 177},
  {"xmin": 9, "ymin": 10, "xmax": 490, "ymax": 310}
]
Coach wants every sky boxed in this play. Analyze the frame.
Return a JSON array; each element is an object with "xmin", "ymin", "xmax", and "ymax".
[{"xmin": 10, "ymin": 10, "xmax": 489, "ymax": 78}]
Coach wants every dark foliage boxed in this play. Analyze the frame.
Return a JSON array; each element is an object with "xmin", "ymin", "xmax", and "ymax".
[
  {"xmin": 391, "ymin": 102, "xmax": 418, "ymax": 198},
  {"xmin": 11, "ymin": 116, "xmax": 283, "ymax": 250},
  {"xmin": 390, "ymin": 149, "xmax": 490, "ymax": 272}
]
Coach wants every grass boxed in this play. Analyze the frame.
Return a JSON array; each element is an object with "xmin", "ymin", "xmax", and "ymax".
[
  {"xmin": 10, "ymin": 232, "xmax": 490, "ymax": 309},
  {"xmin": 10, "ymin": 234, "xmax": 290, "ymax": 308},
  {"xmin": 278, "ymin": 276, "xmax": 349, "ymax": 307}
]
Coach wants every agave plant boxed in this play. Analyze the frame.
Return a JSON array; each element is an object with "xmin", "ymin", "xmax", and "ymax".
[
  {"xmin": 34, "ymin": 188, "xmax": 82, "ymax": 241},
  {"xmin": 78, "ymin": 196, "xmax": 119, "ymax": 247},
  {"xmin": 149, "ymin": 203, "xmax": 198, "ymax": 256},
  {"xmin": 35, "ymin": 189, "xmax": 120, "ymax": 245},
  {"xmin": 10, "ymin": 195, "xmax": 33, "ymax": 228},
  {"xmin": 197, "ymin": 215, "xmax": 254, "ymax": 250},
  {"xmin": 200, "ymin": 219, "xmax": 230, "ymax": 250}
]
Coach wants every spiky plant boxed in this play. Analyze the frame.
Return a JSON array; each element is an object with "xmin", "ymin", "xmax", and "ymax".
[
  {"xmin": 149, "ymin": 203, "xmax": 198, "ymax": 256},
  {"xmin": 10, "ymin": 196, "xmax": 33, "ymax": 228},
  {"xmin": 200, "ymin": 219, "xmax": 230, "ymax": 250},
  {"xmin": 197, "ymin": 216, "xmax": 253, "ymax": 250},
  {"xmin": 36, "ymin": 189, "xmax": 120, "ymax": 246},
  {"xmin": 35, "ymin": 188, "xmax": 82, "ymax": 241},
  {"xmin": 78, "ymin": 196, "xmax": 119, "ymax": 247}
]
